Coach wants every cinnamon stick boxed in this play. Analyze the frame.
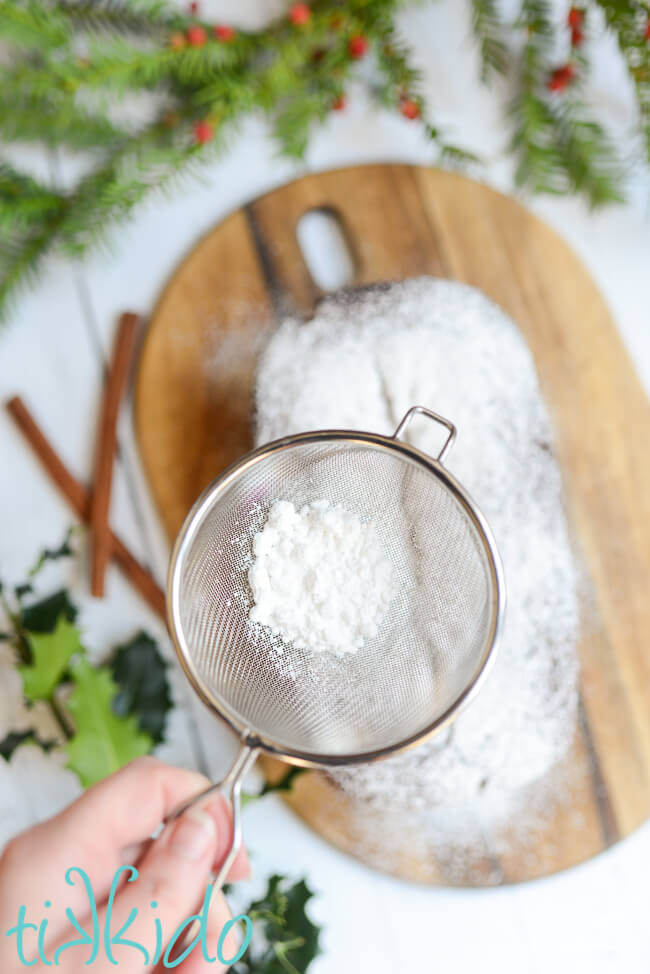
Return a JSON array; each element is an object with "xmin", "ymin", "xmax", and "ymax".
[
  {"xmin": 6, "ymin": 395, "xmax": 166, "ymax": 621},
  {"xmin": 90, "ymin": 312, "xmax": 140, "ymax": 597}
]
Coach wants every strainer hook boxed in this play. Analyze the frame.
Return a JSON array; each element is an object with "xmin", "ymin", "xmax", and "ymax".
[{"xmin": 393, "ymin": 405, "xmax": 456, "ymax": 462}]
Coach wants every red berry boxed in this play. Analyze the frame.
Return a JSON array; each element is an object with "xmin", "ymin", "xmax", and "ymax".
[
  {"xmin": 645, "ymin": 20, "xmax": 650, "ymax": 40},
  {"xmin": 214, "ymin": 24, "xmax": 236, "ymax": 41},
  {"xmin": 189, "ymin": 1, "xmax": 199, "ymax": 13},
  {"xmin": 348, "ymin": 34, "xmax": 368, "ymax": 59},
  {"xmin": 186, "ymin": 24, "xmax": 207, "ymax": 47},
  {"xmin": 400, "ymin": 98, "xmax": 420, "ymax": 120},
  {"xmin": 193, "ymin": 120, "xmax": 213, "ymax": 144},
  {"xmin": 570, "ymin": 26, "xmax": 584, "ymax": 46},
  {"xmin": 289, "ymin": 3, "xmax": 311, "ymax": 25},
  {"xmin": 547, "ymin": 63, "xmax": 575, "ymax": 92},
  {"xmin": 332, "ymin": 94, "xmax": 346, "ymax": 110},
  {"xmin": 567, "ymin": 7, "xmax": 584, "ymax": 29},
  {"xmin": 169, "ymin": 31, "xmax": 186, "ymax": 50}
]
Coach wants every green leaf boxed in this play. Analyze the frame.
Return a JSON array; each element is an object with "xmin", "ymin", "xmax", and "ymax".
[
  {"xmin": 242, "ymin": 875, "xmax": 321, "ymax": 974},
  {"xmin": 243, "ymin": 765, "xmax": 306, "ymax": 806},
  {"xmin": 19, "ymin": 615, "xmax": 84, "ymax": 700},
  {"xmin": 0, "ymin": 729, "xmax": 56, "ymax": 760},
  {"xmin": 65, "ymin": 658, "xmax": 152, "ymax": 787},
  {"xmin": 110, "ymin": 631, "xmax": 172, "ymax": 745},
  {"xmin": 21, "ymin": 588, "xmax": 77, "ymax": 634}
]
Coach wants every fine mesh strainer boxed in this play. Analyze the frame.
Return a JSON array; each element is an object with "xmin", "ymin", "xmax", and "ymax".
[{"xmin": 165, "ymin": 406, "xmax": 505, "ymax": 887}]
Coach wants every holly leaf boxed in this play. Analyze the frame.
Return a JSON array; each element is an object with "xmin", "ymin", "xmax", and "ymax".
[
  {"xmin": 258, "ymin": 765, "xmax": 306, "ymax": 797},
  {"xmin": 18, "ymin": 615, "xmax": 84, "ymax": 700},
  {"xmin": 110, "ymin": 631, "xmax": 172, "ymax": 745},
  {"xmin": 243, "ymin": 765, "xmax": 307, "ymax": 807},
  {"xmin": 65, "ymin": 658, "xmax": 152, "ymax": 787},
  {"xmin": 0, "ymin": 729, "xmax": 56, "ymax": 760},
  {"xmin": 240, "ymin": 875, "xmax": 321, "ymax": 974},
  {"xmin": 275, "ymin": 878, "xmax": 320, "ymax": 973},
  {"xmin": 21, "ymin": 588, "xmax": 77, "ymax": 634}
]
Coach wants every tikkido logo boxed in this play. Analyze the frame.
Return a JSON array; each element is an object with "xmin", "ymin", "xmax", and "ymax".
[{"xmin": 5, "ymin": 865, "xmax": 252, "ymax": 968}]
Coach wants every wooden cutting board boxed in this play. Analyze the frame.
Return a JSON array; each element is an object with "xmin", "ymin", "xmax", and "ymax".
[{"xmin": 134, "ymin": 164, "xmax": 650, "ymax": 886}]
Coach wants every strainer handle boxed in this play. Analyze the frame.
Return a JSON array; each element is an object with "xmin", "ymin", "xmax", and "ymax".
[
  {"xmin": 161, "ymin": 743, "xmax": 259, "ymax": 890},
  {"xmin": 393, "ymin": 405, "xmax": 457, "ymax": 463}
]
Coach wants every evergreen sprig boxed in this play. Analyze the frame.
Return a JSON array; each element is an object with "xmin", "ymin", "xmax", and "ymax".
[
  {"xmin": 471, "ymin": 0, "xmax": 509, "ymax": 80},
  {"xmin": 57, "ymin": 0, "xmax": 185, "ymax": 37},
  {"xmin": 0, "ymin": 0, "xmax": 648, "ymax": 324},
  {"xmin": 0, "ymin": 0, "xmax": 70, "ymax": 52},
  {"xmin": 594, "ymin": 0, "xmax": 650, "ymax": 157},
  {"xmin": 509, "ymin": 0, "xmax": 623, "ymax": 204},
  {"xmin": 0, "ymin": 89, "xmax": 128, "ymax": 149},
  {"xmin": 0, "ymin": 165, "xmax": 62, "ymax": 232}
]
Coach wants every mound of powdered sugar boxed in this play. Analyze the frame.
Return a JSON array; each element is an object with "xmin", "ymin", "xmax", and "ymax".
[
  {"xmin": 253, "ymin": 277, "xmax": 580, "ymax": 837},
  {"xmin": 248, "ymin": 499, "xmax": 394, "ymax": 656}
]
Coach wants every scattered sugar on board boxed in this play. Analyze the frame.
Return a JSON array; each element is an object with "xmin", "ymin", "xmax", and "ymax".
[
  {"xmin": 248, "ymin": 499, "xmax": 394, "ymax": 656},
  {"xmin": 253, "ymin": 277, "xmax": 581, "ymax": 861}
]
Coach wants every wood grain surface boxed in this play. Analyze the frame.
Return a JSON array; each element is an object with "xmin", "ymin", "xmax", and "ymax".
[{"xmin": 135, "ymin": 164, "xmax": 650, "ymax": 886}]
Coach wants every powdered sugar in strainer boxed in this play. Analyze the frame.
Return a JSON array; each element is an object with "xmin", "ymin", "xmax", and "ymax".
[{"xmin": 164, "ymin": 406, "xmax": 505, "ymax": 887}]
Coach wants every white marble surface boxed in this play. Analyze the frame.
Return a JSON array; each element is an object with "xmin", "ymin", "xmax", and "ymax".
[{"xmin": 1, "ymin": 2, "xmax": 650, "ymax": 971}]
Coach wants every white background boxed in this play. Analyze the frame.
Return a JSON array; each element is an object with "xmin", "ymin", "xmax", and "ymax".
[{"xmin": 1, "ymin": 1, "xmax": 650, "ymax": 971}]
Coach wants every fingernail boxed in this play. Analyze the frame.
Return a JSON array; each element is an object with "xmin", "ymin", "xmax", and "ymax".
[{"xmin": 170, "ymin": 808, "xmax": 217, "ymax": 861}]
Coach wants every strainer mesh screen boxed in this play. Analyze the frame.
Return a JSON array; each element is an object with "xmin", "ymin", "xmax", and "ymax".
[{"xmin": 176, "ymin": 440, "xmax": 495, "ymax": 759}]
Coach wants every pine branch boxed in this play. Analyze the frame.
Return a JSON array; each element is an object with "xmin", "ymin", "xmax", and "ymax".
[
  {"xmin": 0, "ymin": 0, "xmax": 70, "ymax": 52},
  {"xmin": 593, "ymin": 0, "xmax": 650, "ymax": 158},
  {"xmin": 0, "ymin": 0, "xmax": 643, "ymax": 324},
  {"xmin": 555, "ymin": 93, "xmax": 624, "ymax": 204},
  {"xmin": 0, "ymin": 165, "xmax": 59, "ymax": 204},
  {"xmin": 55, "ymin": 0, "xmax": 184, "ymax": 37},
  {"xmin": 0, "ymin": 0, "xmax": 450, "ymax": 322},
  {"xmin": 273, "ymin": 89, "xmax": 333, "ymax": 158},
  {"xmin": 0, "ymin": 89, "xmax": 127, "ymax": 149},
  {"xmin": 509, "ymin": 0, "xmax": 624, "ymax": 204},
  {"xmin": 55, "ymin": 124, "xmax": 203, "ymax": 256},
  {"xmin": 0, "ymin": 163, "xmax": 63, "ymax": 232},
  {"xmin": 374, "ymin": 19, "xmax": 480, "ymax": 168},
  {"xmin": 471, "ymin": 0, "xmax": 509, "ymax": 80},
  {"xmin": 55, "ymin": 35, "xmax": 248, "ymax": 94},
  {"xmin": 510, "ymin": 2, "xmax": 568, "ymax": 197},
  {"xmin": 374, "ymin": 24, "xmax": 424, "ymax": 105},
  {"xmin": 438, "ymin": 140, "xmax": 483, "ymax": 169},
  {"xmin": 0, "ymin": 231, "xmax": 56, "ymax": 324}
]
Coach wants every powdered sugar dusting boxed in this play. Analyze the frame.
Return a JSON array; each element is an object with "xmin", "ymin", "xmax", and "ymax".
[
  {"xmin": 248, "ymin": 499, "xmax": 394, "ymax": 656},
  {"xmin": 253, "ymin": 277, "xmax": 580, "ymax": 858}
]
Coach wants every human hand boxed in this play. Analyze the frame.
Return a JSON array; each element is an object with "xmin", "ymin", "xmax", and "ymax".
[{"xmin": 0, "ymin": 756, "xmax": 251, "ymax": 972}]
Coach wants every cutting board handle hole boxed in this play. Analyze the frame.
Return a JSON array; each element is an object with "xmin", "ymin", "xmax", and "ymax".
[{"xmin": 296, "ymin": 208, "xmax": 356, "ymax": 292}]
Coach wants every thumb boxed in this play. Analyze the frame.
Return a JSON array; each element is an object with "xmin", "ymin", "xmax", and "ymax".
[{"xmin": 51, "ymin": 803, "xmax": 225, "ymax": 972}]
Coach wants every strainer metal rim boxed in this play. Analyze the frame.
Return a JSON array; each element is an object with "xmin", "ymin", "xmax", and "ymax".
[{"xmin": 167, "ymin": 427, "xmax": 506, "ymax": 769}]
